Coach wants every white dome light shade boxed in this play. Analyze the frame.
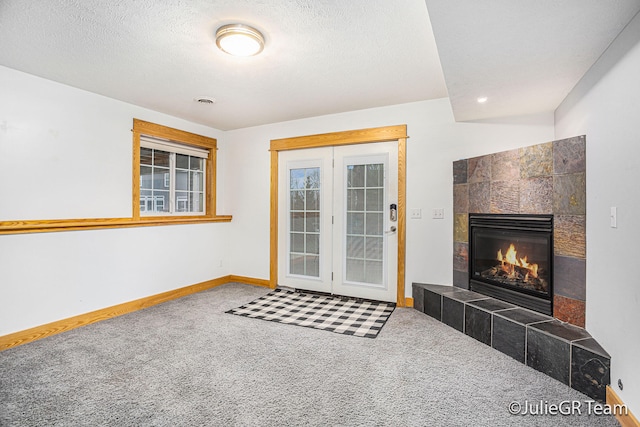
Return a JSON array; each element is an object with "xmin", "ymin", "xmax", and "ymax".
[{"xmin": 216, "ymin": 24, "xmax": 264, "ymax": 57}]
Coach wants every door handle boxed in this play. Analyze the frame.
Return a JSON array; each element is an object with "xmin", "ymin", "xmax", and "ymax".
[{"xmin": 385, "ymin": 226, "xmax": 397, "ymax": 234}]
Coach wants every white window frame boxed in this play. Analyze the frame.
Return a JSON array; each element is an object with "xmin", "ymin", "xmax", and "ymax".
[{"xmin": 139, "ymin": 136, "xmax": 209, "ymax": 217}]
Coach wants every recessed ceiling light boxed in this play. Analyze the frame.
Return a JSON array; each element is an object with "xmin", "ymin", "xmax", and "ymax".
[
  {"xmin": 477, "ymin": 96, "xmax": 488, "ymax": 104},
  {"xmin": 215, "ymin": 24, "xmax": 265, "ymax": 57}
]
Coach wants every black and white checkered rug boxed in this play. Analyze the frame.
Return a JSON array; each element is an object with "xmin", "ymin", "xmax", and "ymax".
[{"xmin": 226, "ymin": 288, "xmax": 395, "ymax": 338}]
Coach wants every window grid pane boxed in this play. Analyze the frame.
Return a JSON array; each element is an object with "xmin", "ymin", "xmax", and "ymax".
[
  {"xmin": 140, "ymin": 148, "xmax": 171, "ymax": 214},
  {"xmin": 345, "ymin": 162, "xmax": 384, "ymax": 285},
  {"xmin": 174, "ymin": 154, "xmax": 205, "ymax": 213},
  {"xmin": 289, "ymin": 167, "xmax": 321, "ymax": 278},
  {"xmin": 140, "ymin": 148, "xmax": 153, "ymax": 165}
]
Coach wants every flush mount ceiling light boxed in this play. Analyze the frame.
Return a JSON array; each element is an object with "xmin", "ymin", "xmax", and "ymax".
[
  {"xmin": 215, "ymin": 24, "xmax": 264, "ymax": 57},
  {"xmin": 477, "ymin": 96, "xmax": 488, "ymax": 104}
]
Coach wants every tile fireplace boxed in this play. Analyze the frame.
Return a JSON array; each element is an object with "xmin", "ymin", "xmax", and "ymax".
[
  {"xmin": 453, "ymin": 136, "xmax": 586, "ymax": 327},
  {"xmin": 415, "ymin": 135, "xmax": 611, "ymax": 402}
]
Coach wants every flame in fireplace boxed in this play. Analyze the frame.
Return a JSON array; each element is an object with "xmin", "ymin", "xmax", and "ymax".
[{"xmin": 497, "ymin": 243, "xmax": 539, "ymax": 281}]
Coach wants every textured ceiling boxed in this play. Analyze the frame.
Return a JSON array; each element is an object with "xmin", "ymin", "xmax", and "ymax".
[
  {"xmin": 0, "ymin": 0, "xmax": 447, "ymax": 130},
  {"xmin": 0, "ymin": 1, "xmax": 639, "ymax": 129}
]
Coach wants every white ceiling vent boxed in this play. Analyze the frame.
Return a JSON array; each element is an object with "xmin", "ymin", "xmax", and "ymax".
[{"xmin": 194, "ymin": 97, "xmax": 216, "ymax": 104}]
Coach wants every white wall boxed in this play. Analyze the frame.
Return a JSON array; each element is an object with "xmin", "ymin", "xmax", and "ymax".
[
  {"xmin": 224, "ymin": 99, "xmax": 554, "ymax": 294},
  {"xmin": 555, "ymin": 12, "xmax": 640, "ymax": 415},
  {"xmin": 0, "ymin": 66, "xmax": 231, "ymax": 336}
]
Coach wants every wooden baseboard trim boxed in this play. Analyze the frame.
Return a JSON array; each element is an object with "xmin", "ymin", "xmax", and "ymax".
[
  {"xmin": 2, "ymin": 275, "xmax": 414, "ymax": 352},
  {"xmin": 607, "ymin": 386, "xmax": 639, "ymax": 427},
  {"xmin": 228, "ymin": 275, "xmax": 271, "ymax": 288},
  {"xmin": 0, "ymin": 274, "xmax": 270, "ymax": 352}
]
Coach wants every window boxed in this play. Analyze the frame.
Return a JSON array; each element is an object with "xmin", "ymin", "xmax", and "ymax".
[
  {"xmin": 132, "ymin": 119, "xmax": 218, "ymax": 220},
  {"xmin": 139, "ymin": 137, "xmax": 207, "ymax": 215}
]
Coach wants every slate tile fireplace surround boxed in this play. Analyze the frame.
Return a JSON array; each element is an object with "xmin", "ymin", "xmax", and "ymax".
[
  {"xmin": 453, "ymin": 136, "xmax": 586, "ymax": 327},
  {"xmin": 411, "ymin": 136, "xmax": 611, "ymax": 401}
]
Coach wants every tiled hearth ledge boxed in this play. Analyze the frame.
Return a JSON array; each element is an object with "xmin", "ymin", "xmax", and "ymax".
[{"xmin": 413, "ymin": 283, "xmax": 610, "ymax": 402}]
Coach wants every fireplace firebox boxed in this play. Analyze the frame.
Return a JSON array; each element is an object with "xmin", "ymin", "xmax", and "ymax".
[{"xmin": 469, "ymin": 214, "xmax": 553, "ymax": 315}]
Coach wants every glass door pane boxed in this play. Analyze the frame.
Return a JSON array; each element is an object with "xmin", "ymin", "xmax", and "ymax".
[
  {"xmin": 345, "ymin": 163, "xmax": 384, "ymax": 285},
  {"xmin": 289, "ymin": 167, "xmax": 321, "ymax": 277}
]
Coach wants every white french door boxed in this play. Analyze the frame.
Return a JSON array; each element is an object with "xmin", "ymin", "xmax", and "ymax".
[
  {"xmin": 277, "ymin": 147, "xmax": 333, "ymax": 293},
  {"xmin": 278, "ymin": 142, "xmax": 398, "ymax": 302},
  {"xmin": 332, "ymin": 143, "xmax": 398, "ymax": 301}
]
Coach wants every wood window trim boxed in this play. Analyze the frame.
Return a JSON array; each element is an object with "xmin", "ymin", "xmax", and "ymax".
[
  {"xmin": 269, "ymin": 125, "xmax": 408, "ymax": 307},
  {"xmin": 133, "ymin": 119, "xmax": 219, "ymax": 220},
  {"xmin": 0, "ymin": 119, "xmax": 231, "ymax": 235}
]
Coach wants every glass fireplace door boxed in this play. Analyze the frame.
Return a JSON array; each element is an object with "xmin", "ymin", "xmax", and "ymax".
[{"xmin": 469, "ymin": 214, "xmax": 553, "ymax": 315}]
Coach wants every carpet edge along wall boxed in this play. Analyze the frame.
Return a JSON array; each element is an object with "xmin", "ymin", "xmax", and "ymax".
[{"xmin": 0, "ymin": 275, "xmax": 270, "ymax": 352}]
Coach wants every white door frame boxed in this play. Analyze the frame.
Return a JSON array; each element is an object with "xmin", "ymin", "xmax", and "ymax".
[{"xmin": 269, "ymin": 125, "xmax": 408, "ymax": 306}]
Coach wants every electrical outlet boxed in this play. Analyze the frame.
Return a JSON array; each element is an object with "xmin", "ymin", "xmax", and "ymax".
[
  {"xmin": 410, "ymin": 208, "xmax": 422, "ymax": 219},
  {"xmin": 433, "ymin": 208, "xmax": 444, "ymax": 219}
]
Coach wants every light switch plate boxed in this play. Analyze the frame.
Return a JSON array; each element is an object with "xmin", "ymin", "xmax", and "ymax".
[
  {"xmin": 410, "ymin": 208, "xmax": 422, "ymax": 219},
  {"xmin": 433, "ymin": 208, "xmax": 444, "ymax": 219}
]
